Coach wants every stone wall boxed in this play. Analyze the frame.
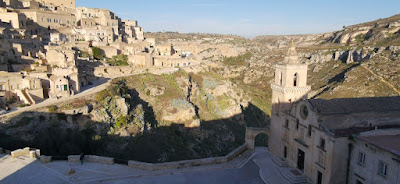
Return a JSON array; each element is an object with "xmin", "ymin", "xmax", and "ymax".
[
  {"xmin": 68, "ymin": 155, "xmax": 114, "ymax": 165},
  {"xmin": 128, "ymin": 144, "xmax": 247, "ymax": 170},
  {"xmin": 93, "ymin": 66, "xmax": 147, "ymax": 78}
]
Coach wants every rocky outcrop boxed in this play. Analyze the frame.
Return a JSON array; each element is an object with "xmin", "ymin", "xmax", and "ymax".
[
  {"xmin": 163, "ymin": 99, "xmax": 197, "ymax": 125},
  {"xmin": 90, "ymin": 96, "xmax": 129, "ymax": 123},
  {"xmin": 64, "ymin": 104, "xmax": 92, "ymax": 115},
  {"xmin": 145, "ymin": 85, "xmax": 165, "ymax": 97}
]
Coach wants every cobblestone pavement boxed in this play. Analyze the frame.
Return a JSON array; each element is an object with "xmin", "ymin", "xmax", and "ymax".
[{"xmin": 0, "ymin": 148, "xmax": 291, "ymax": 184}]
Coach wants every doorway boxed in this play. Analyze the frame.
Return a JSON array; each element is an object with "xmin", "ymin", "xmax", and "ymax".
[
  {"xmin": 317, "ymin": 171, "xmax": 323, "ymax": 184},
  {"xmin": 254, "ymin": 133, "xmax": 269, "ymax": 148},
  {"xmin": 297, "ymin": 149, "xmax": 305, "ymax": 171}
]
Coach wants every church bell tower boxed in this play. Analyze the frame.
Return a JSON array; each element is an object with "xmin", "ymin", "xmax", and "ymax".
[{"xmin": 269, "ymin": 41, "xmax": 311, "ymax": 156}]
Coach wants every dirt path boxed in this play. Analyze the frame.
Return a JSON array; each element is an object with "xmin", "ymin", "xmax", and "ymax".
[{"xmin": 361, "ymin": 64, "xmax": 400, "ymax": 95}]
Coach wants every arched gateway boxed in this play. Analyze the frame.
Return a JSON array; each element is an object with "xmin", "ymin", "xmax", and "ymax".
[{"xmin": 245, "ymin": 127, "xmax": 270, "ymax": 149}]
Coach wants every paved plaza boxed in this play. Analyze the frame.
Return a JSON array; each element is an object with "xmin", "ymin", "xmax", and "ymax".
[{"xmin": 0, "ymin": 148, "xmax": 295, "ymax": 184}]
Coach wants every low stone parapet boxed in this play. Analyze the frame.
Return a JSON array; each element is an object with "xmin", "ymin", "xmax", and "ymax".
[
  {"xmin": 40, "ymin": 156, "xmax": 52, "ymax": 163},
  {"xmin": 68, "ymin": 155, "xmax": 114, "ymax": 165},
  {"xmin": 128, "ymin": 143, "xmax": 247, "ymax": 171},
  {"xmin": 11, "ymin": 147, "xmax": 30, "ymax": 158}
]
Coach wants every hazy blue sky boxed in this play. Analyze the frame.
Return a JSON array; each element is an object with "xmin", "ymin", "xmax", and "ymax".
[{"xmin": 76, "ymin": 0, "xmax": 400, "ymax": 38}]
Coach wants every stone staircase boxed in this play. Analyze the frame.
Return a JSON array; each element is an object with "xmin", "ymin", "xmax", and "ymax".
[{"xmin": 279, "ymin": 167, "xmax": 308, "ymax": 184}]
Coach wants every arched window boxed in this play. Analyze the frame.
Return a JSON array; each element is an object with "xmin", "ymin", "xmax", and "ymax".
[
  {"xmin": 294, "ymin": 73, "xmax": 298, "ymax": 87},
  {"xmin": 280, "ymin": 73, "xmax": 283, "ymax": 85}
]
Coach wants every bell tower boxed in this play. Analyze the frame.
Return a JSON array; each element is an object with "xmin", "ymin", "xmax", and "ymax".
[{"xmin": 269, "ymin": 41, "xmax": 311, "ymax": 156}]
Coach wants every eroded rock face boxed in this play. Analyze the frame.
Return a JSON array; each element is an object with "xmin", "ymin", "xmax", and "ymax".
[
  {"xmin": 91, "ymin": 108, "xmax": 111, "ymax": 123},
  {"xmin": 90, "ymin": 96, "xmax": 129, "ymax": 123},
  {"xmin": 162, "ymin": 99, "xmax": 197, "ymax": 123},
  {"xmin": 114, "ymin": 97, "xmax": 129, "ymax": 116},
  {"xmin": 63, "ymin": 104, "xmax": 92, "ymax": 115},
  {"xmin": 146, "ymin": 85, "xmax": 165, "ymax": 97}
]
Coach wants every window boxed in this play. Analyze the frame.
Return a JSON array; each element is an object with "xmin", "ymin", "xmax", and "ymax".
[
  {"xmin": 307, "ymin": 125, "xmax": 312, "ymax": 137},
  {"xmin": 284, "ymin": 119, "xmax": 289, "ymax": 129},
  {"xmin": 283, "ymin": 146, "xmax": 287, "ymax": 158},
  {"xmin": 280, "ymin": 72, "xmax": 283, "ymax": 85},
  {"xmin": 319, "ymin": 138, "xmax": 325, "ymax": 150},
  {"xmin": 56, "ymin": 85, "xmax": 59, "ymax": 88},
  {"xmin": 296, "ymin": 119, "xmax": 299, "ymax": 130},
  {"xmin": 378, "ymin": 161, "xmax": 388, "ymax": 177},
  {"xmin": 358, "ymin": 152, "xmax": 366, "ymax": 165},
  {"xmin": 0, "ymin": 84, "xmax": 4, "ymax": 90},
  {"xmin": 300, "ymin": 105, "xmax": 309, "ymax": 120},
  {"xmin": 294, "ymin": 73, "xmax": 298, "ymax": 86},
  {"xmin": 318, "ymin": 150, "xmax": 325, "ymax": 166}
]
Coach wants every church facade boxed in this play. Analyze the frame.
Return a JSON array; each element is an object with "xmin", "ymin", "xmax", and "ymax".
[{"xmin": 268, "ymin": 43, "xmax": 400, "ymax": 184}]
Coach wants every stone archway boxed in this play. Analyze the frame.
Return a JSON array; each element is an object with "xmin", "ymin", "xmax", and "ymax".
[
  {"xmin": 254, "ymin": 133, "xmax": 268, "ymax": 147},
  {"xmin": 245, "ymin": 127, "xmax": 269, "ymax": 150}
]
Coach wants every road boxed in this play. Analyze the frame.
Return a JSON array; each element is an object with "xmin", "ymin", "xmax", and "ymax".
[
  {"xmin": 0, "ymin": 77, "xmax": 111, "ymax": 119},
  {"xmin": 0, "ymin": 65, "xmax": 196, "ymax": 119}
]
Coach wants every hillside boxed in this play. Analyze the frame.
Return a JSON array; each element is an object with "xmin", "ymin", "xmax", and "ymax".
[{"xmin": 1, "ymin": 14, "xmax": 400, "ymax": 163}]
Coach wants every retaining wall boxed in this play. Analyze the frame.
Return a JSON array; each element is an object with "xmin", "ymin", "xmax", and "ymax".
[
  {"xmin": 128, "ymin": 143, "xmax": 247, "ymax": 170},
  {"xmin": 6, "ymin": 143, "xmax": 247, "ymax": 171},
  {"xmin": 68, "ymin": 155, "xmax": 114, "ymax": 165}
]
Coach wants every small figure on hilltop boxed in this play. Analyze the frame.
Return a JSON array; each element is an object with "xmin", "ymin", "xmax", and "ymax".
[{"xmin": 80, "ymin": 153, "xmax": 85, "ymax": 165}]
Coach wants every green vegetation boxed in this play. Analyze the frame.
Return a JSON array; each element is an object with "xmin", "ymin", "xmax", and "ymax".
[
  {"xmin": 92, "ymin": 47, "xmax": 105, "ymax": 60},
  {"xmin": 95, "ymin": 79, "xmax": 128, "ymax": 102},
  {"xmin": 354, "ymin": 34, "xmax": 365, "ymax": 44},
  {"xmin": 222, "ymin": 52, "xmax": 252, "ymax": 66},
  {"xmin": 107, "ymin": 54, "xmax": 129, "ymax": 66},
  {"xmin": 18, "ymin": 103, "xmax": 30, "ymax": 108},
  {"xmin": 48, "ymin": 105, "xmax": 58, "ymax": 113},
  {"xmin": 79, "ymin": 51, "xmax": 91, "ymax": 58},
  {"xmin": 115, "ymin": 116, "xmax": 129, "ymax": 129}
]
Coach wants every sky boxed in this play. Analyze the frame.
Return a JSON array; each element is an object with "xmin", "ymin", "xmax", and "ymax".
[{"xmin": 76, "ymin": 0, "xmax": 400, "ymax": 38}]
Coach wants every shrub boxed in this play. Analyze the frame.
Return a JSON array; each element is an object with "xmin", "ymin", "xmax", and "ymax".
[
  {"xmin": 48, "ymin": 105, "xmax": 58, "ymax": 113},
  {"xmin": 92, "ymin": 47, "xmax": 105, "ymax": 60},
  {"xmin": 18, "ymin": 103, "xmax": 30, "ymax": 108},
  {"xmin": 106, "ymin": 54, "xmax": 129, "ymax": 66},
  {"xmin": 95, "ymin": 79, "xmax": 128, "ymax": 102},
  {"xmin": 115, "ymin": 116, "xmax": 128, "ymax": 129}
]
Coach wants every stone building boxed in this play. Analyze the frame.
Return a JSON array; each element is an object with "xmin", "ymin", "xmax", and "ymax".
[
  {"xmin": 0, "ymin": 71, "xmax": 44, "ymax": 105},
  {"xmin": 268, "ymin": 43, "xmax": 400, "ymax": 184},
  {"xmin": 0, "ymin": 9, "xmax": 27, "ymax": 29},
  {"xmin": 19, "ymin": 9, "xmax": 76, "ymax": 29},
  {"xmin": 121, "ymin": 20, "xmax": 144, "ymax": 42},
  {"xmin": 349, "ymin": 129, "xmax": 400, "ymax": 184},
  {"xmin": 35, "ymin": 0, "xmax": 75, "ymax": 9},
  {"xmin": 44, "ymin": 45, "xmax": 77, "ymax": 68},
  {"xmin": 19, "ymin": 0, "xmax": 39, "ymax": 9},
  {"xmin": 74, "ymin": 26, "xmax": 114, "ymax": 44}
]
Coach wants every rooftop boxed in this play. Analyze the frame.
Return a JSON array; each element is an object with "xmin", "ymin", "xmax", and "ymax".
[
  {"xmin": 358, "ymin": 134, "xmax": 400, "ymax": 157},
  {"xmin": 308, "ymin": 96, "xmax": 400, "ymax": 115}
]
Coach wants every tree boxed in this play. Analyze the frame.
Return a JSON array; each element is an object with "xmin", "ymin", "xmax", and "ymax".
[{"xmin": 92, "ymin": 47, "xmax": 105, "ymax": 60}]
